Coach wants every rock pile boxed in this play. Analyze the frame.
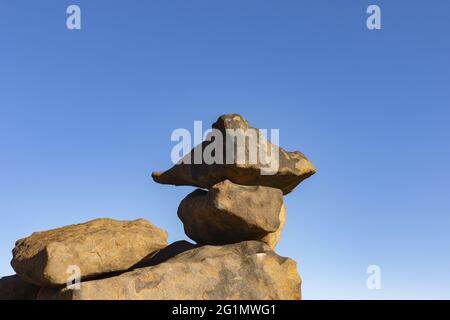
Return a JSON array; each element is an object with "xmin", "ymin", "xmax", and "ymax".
[{"xmin": 0, "ymin": 114, "xmax": 315, "ymax": 300}]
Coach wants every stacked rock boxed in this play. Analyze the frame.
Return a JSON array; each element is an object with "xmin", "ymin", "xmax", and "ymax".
[
  {"xmin": 154, "ymin": 114, "xmax": 315, "ymax": 251},
  {"xmin": 152, "ymin": 114, "xmax": 316, "ymax": 298},
  {"xmin": 177, "ymin": 181, "xmax": 286, "ymax": 248},
  {"xmin": 0, "ymin": 114, "xmax": 315, "ymax": 300}
]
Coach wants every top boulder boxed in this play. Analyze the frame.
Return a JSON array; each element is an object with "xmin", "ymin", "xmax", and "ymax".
[{"xmin": 152, "ymin": 114, "xmax": 316, "ymax": 195}]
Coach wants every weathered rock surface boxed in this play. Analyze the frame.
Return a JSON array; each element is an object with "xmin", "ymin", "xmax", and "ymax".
[
  {"xmin": 0, "ymin": 275, "xmax": 40, "ymax": 300},
  {"xmin": 11, "ymin": 218, "xmax": 168, "ymax": 287},
  {"xmin": 37, "ymin": 241, "xmax": 301, "ymax": 300},
  {"xmin": 152, "ymin": 114, "xmax": 316, "ymax": 195},
  {"xmin": 261, "ymin": 204, "xmax": 287, "ymax": 249},
  {"xmin": 178, "ymin": 180, "xmax": 283, "ymax": 245}
]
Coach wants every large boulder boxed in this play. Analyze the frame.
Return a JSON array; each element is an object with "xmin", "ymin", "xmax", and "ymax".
[
  {"xmin": 0, "ymin": 275, "xmax": 40, "ymax": 300},
  {"xmin": 152, "ymin": 114, "xmax": 316, "ymax": 195},
  {"xmin": 37, "ymin": 241, "xmax": 301, "ymax": 300},
  {"xmin": 11, "ymin": 218, "xmax": 168, "ymax": 287},
  {"xmin": 178, "ymin": 180, "xmax": 283, "ymax": 246}
]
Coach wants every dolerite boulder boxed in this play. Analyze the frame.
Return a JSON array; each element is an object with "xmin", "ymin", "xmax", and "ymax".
[
  {"xmin": 37, "ymin": 241, "xmax": 301, "ymax": 300},
  {"xmin": 178, "ymin": 180, "xmax": 284, "ymax": 247},
  {"xmin": 0, "ymin": 275, "xmax": 40, "ymax": 300},
  {"xmin": 261, "ymin": 204, "xmax": 286, "ymax": 249},
  {"xmin": 11, "ymin": 218, "xmax": 168, "ymax": 287},
  {"xmin": 152, "ymin": 114, "xmax": 316, "ymax": 195}
]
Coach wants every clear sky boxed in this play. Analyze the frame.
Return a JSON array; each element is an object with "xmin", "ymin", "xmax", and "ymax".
[{"xmin": 1, "ymin": 1, "xmax": 449, "ymax": 299}]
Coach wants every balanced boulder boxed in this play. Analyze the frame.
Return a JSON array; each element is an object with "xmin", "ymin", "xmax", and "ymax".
[
  {"xmin": 178, "ymin": 180, "xmax": 283, "ymax": 246},
  {"xmin": 37, "ymin": 241, "xmax": 301, "ymax": 300},
  {"xmin": 152, "ymin": 114, "xmax": 316, "ymax": 195},
  {"xmin": 11, "ymin": 218, "xmax": 168, "ymax": 287}
]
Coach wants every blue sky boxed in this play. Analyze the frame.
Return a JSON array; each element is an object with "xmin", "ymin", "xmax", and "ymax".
[{"xmin": 1, "ymin": 1, "xmax": 449, "ymax": 299}]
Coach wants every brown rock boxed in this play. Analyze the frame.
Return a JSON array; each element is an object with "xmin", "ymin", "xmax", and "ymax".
[
  {"xmin": 152, "ymin": 114, "xmax": 316, "ymax": 195},
  {"xmin": 0, "ymin": 275, "xmax": 40, "ymax": 300},
  {"xmin": 178, "ymin": 180, "xmax": 283, "ymax": 245},
  {"xmin": 37, "ymin": 241, "xmax": 301, "ymax": 300},
  {"xmin": 11, "ymin": 218, "xmax": 168, "ymax": 287},
  {"xmin": 261, "ymin": 204, "xmax": 287, "ymax": 249}
]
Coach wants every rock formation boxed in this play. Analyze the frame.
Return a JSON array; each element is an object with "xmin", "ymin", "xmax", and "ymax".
[
  {"xmin": 1, "ymin": 114, "xmax": 315, "ymax": 300},
  {"xmin": 37, "ymin": 241, "xmax": 301, "ymax": 300},
  {"xmin": 11, "ymin": 218, "xmax": 167, "ymax": 287}
]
